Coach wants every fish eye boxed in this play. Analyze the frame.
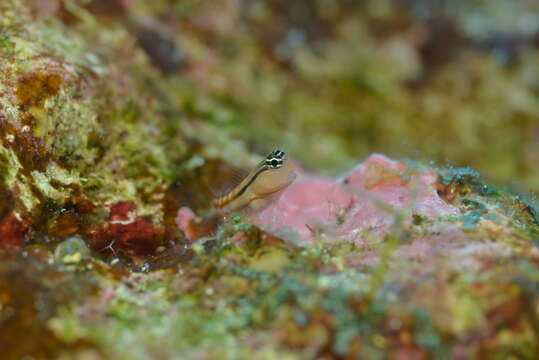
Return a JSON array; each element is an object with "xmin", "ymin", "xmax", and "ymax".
[
  {"xmin": 265, "ymin": 150, "xmax": 286, "ymax": 168},
  {"xmin": 266, "ymin": 157, "xmax": 283, "ymax": 169}
]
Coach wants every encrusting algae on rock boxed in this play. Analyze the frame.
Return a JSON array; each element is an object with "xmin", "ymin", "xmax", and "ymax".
[
  {"xmin": 0, "ymin": 0, "xmax": 188, "ymax": 256},
  {"xmin": 251, "ymin": 154, "xmax": 459, "ymax": 243},
  {"xmin": 177, "ymin": 154, "xmax": 458, "ymax": 244}
]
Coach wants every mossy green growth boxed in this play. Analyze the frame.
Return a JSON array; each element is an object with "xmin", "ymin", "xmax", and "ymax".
[
  {"xmin": 0, "ymin": 0, "xmax": 193, "ymax": 225},
  {"xmin": 46, "ymin": 219, "xmax": 539, "ymax": 359},
  {"xmin": 459, "ymin": 198, "xmax": 489, "ymax": 230},
  {"xmin": 0, "ymin": 33, "xmax": 15, "ymax": 54},
  {"xmin": 438, "ymin": 167, "xmax": 481, "ymax": 186}
]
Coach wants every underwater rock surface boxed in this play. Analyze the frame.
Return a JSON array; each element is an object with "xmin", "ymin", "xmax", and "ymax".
[
  {"xmin": 251, "ymin": 154, "xmax": 459, "ymax": 244},
  {"xmin": 177, "ymin": 153, "xmax": 460, "ymax": 245}
]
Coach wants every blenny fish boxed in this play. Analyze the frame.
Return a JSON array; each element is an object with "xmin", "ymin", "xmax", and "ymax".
[{"xmin": 211, "ymin": 150, "xmax": 296, "ymax": 215}]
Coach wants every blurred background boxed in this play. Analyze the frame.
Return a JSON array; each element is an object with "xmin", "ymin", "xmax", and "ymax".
[{"xmin": 79, "ymin": 0, "xmax": 539, "ymax": 192}]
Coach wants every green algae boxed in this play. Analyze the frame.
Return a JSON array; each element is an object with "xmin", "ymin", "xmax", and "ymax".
[
  {"xmin": 459, "ymin": 198, "xmax": 489, "ymax": 230},
  {"xmin": 0, "ymin": 0, "xmax": 190, "ymax": 226},
  {"xmin": 438, "ymin": 167, "xmax": 481, "ymax": 186},
  {"xmin": 8, "ymin": 198, "xmax": 539, "ymax": 359},
  {"xmin": 0, "ymin": 33, "xmax": 15, "ymax": 55},
  {"xmin": 46, "ymin": 227, "xmax": 538, "ymax": 359},
  {"xmin": 48, "ymin": 270, "xmax": 298, "ymax": 360}
]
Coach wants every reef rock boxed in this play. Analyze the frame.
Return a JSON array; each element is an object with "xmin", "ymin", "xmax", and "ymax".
[
  {"xmin": 251, "ymin": 154, "xmax": 458, "ymax": 244},
  {"xmin": 177, "ymin": 154, "xmax": 460, "ymax": 246}
]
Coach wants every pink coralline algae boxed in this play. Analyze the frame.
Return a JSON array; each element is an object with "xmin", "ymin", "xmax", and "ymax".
[
  {"xmin": 175, "ymin": 207, "xmax": 197, "ymax": 241},
  {"xmin": 177, "ymin": 154, "xmax": 460, "ymax": 245},
  {"xmin": 250, "ymin": 154, "xmax": 459, "ymax": 244}
]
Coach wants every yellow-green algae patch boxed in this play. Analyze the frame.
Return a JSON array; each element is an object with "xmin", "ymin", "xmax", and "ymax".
[
  {"xmin": 0, "ymin": 0, "xmax": 190, "ymax": 223},
  {"xmin": 0, "ymin": 144, "xmax": 40, "ymax": 211}
]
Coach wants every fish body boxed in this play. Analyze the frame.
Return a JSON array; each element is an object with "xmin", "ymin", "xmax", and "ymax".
[{"xmin": 211, "ymin": 150, "xmax": 296, "ymax": 214}]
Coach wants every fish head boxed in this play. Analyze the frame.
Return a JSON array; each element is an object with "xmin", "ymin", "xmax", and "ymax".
[{"xmin": 252, "ymin": 150, "xmax": 297, "ymax": 196}]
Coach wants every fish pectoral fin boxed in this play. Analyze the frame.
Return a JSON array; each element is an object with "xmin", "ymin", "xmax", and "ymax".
[{"xmin": 207, "ymin": 165, "xmax": 250, "ymax": 197}]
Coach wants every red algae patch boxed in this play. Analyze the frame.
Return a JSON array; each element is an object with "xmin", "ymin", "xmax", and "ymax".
[
  {"xmin": 88, "ymin": 201, "xmax": 161, "ymax": 256},
  {"xmin": 0, "ymin": 216, "xmax": 28, "ymax": 251}
]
